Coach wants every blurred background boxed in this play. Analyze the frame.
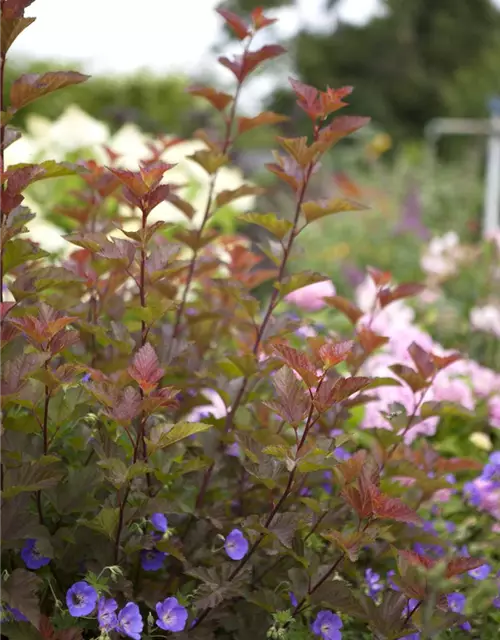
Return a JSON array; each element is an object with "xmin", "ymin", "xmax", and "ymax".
[{"xmin": 5, "ymin": 0, "xmax": 500, "ymax": 368}]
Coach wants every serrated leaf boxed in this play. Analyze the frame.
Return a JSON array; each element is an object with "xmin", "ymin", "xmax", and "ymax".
[
  {"xmin": 2, "ymin": 458, "xmax": 65, "ymax": 499},
  {"xmin": 1, "ymin": 16, "xmax": 36, "ymax": 56},
  {"xmin": 82, "ymin": 507, "xmax": 119, "ymax": 540},
  {"xmin": 238, "ymin": 212, "xmax": 292, "ymax": 240},
  {"xmin": 127, "ymin": 343, "xmax": 164, "ymax": 394},
  {"xmin": 10, "ymin": 71, "xmax": 89, "ymax": 111},
  {"xmin": 145, "ymin": 422, "xmax": 211, "ymax": 454},
  {"xmin": 188, "ymin": 149, "xmax": 228, "ymax": 175},
  {"xmin": 301, "ymin": 197, "xmax": 366, "ymax": 223},
  {"xmin": 238, "ymin": 111, "xmax": 288, "ymax": 134},
  {"xmin": 278, "ymin": 271, "xmax": 330, "ymax": 297}
]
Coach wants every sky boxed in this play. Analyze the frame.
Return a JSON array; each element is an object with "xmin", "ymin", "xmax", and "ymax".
[{"xmin": 10, "ymin": 0, "xmax": 383, "ymax": 75}]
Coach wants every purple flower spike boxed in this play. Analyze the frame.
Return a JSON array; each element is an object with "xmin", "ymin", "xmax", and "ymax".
[
  {"xmin": 224, "ymin": 529, "xmax": 248, "ymax": 561},
  {"xmin": 66, "ymin": 581, "xmax": 98, "ymax": 617},
  {"xmin": 140, "ymin": 549, "xmax": 167, "ymax": 571},
  {"xmin": 156, "ymin": 596, "xmax": 188, "ymax": 632},
  {"xmin": 468, "ymin": 564, "xmax": 491, "ymax": 580},
  {"xmin": 151, "ymin": 513, "xmax": 168, "ymax": 533},
  {"xmin": 21, "ymin": 539, "xmax": 50, "ymax": 570},
  {"xmin": 97, "ymin": 597, "xmax": 118, "ymax": 631},
  {"xmin": 312, "ymin": 610, "xmax": 343, "ymax": 640},
  {"xmin": 117, "ymin": 602, "xmax": 143, "ymax": 640}
]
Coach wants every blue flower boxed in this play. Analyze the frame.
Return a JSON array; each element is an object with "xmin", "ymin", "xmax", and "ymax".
[
  {"xmin": 493, "ymin": 596, "xmax": 500, "ymax": 609},
  {"xmin": 81, "ymin": 373, "xmax": 91, "ymax": 383},
  {"xmin": 387, "ymin": 570, "xmax": 400, "ymax": 592},
  {"xmin": 334, "ymin": 447, "xmax": 351, "ymax": 461},
  {"xmin": 289, "ymin": 592, "xmax": 298, "ymax": 608},
  {"xmin": 226, "ymin": 442, "xmax": 241, "ymax": 457},
  {"xmin": 66, "ymin": 581, "xmax": 98, "ymax": 617},
  {"xmin": 140, "ymin": 549, "xmax": 167, "ymax": 571},
  {"xmin": 447, "ymin": 592, "xmax": 466, "ymax": 613},
  {"xmin": 117, "ymin": 602, "xmax": 143, "ymax": 640},
  {"xmin": 0, "ymin": 604, "xmax": 28, "ymax": 622},
  {"xmin": 398, "ymin": 635, "xmax": 420, "ymax": 640},
  {"xmin": 97, "ymin": 597, "xmax": 118, "ymax": 632},
  {"xmin": 151, "ymin": 513, "xmax": 168, "ymax": 533},
  {"xmin": 21, "ymin": 539, "xmax": 50, "ymax": 570},
  {"xmin": 482, "ymin": 453, "xmax": 500, "ymax": 483},
  {"xmin": 224, "ymin": 529, "xmax": 249, "ymax": 561},
  {"xmin": 468, "ymin": 564, "xmax": 491, "ymax": 580},
  {"xmin": 155, "ymin": 596, "xmax": 188, "ymax": 632},
  {"xmin": 365, "ymin": 568, "xmax": 383, "ymax": 599},
  {"xmin": 312, "ymin": 610, "xmax": 343, "ymax": 640}
]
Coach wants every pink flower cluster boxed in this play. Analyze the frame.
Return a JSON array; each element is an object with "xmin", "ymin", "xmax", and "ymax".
[{"xmin": 354, "ymin": 277, "xmax": 500, "ymax": 442}]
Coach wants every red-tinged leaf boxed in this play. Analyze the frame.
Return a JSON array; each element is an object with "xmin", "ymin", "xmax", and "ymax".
[
  {"xmin": 238, "ymin": 111, "xmax": 288, "ymax": 134},
  {"xmin": 142, "ymin": 387, "xmax": 180, "ymax": 414},
  {"xmin": 188, "ymin": 149, "xmax": 229, "ymax": 175},
  {"xmin": 49, "ymin": 329, "xmax": 80, "ymax": 356},
  {"xmin": 1, "ymin": 16, "xmax": 35, "ymax": 56},
  {"xmin": 3, "ymin": 163, "xmax": 45, "ymax": 194},
  {"xmin": 319, "ymin": 86, "xmax": 354, "ymax": 115},
  {"xmin": 289, "ymin": 77, "xmax": 319, "ymax": 116},
  {"xmin": 166, "ymin": 192, "xmax": 196, "ymax": 220},
  {"xmin": 435, "ymin": 457, "xmax": 483, "ymax": 473},
  {"xmin": 445, "ymin": 556, "xmax": 485, "ymax": 578},
  {"xmin": 220, "ymin": 45, "xmax": 286, "ymax": 82},
  {"xmin": 272, "ymin": 343, "xmax": 318, "ymax": 387},
  {"xmin": 0, "ymin": 301, "xmax": 16, "ymax": 319},
  {"xmin": 337, "ymin": 450, "xmax": 367, "ymax": 484},
  {"xmin": 342, "ymin": 485, "xmax": 373, "ymax": 519},
  {"xmin": 319, "ymin": 340, "xmax": 354, "ymax": 367},
  {"xmin": 323, "ymin": 295, "xmax": 363, "ymax": 324},
  {"xmin": 370, "ymin": 487, "xmax": 422, "ymax": 525},
  {"xmin": 217, "ymin": 7, "xmax": 250, "ymax": 39},
  {"xmin": 368, "ymin": 266, "xmax": 392, "ymax": 287},
  {"xmin": 1, "ymin": 0, "xmax": 35, "ymax": 19},
  {"xmin": 356, "ymin": 326, "xmax": 389, "ymax": 354},
  {"xmin": 139, "ymin": 161, "xmax": 175, "ymax": 189},
  {"xmin": 216, "ymin": 184, "xmax": 264, "ymax": 208},
  {"xmin": 269, "ymin": 366, "xmax": 310, "ymax": 426},
  {"xmin": 106, "ymin": 167, "xmax": 148, "ymax": 198},
  {"xmin": 389, "ymin": 364, "xmax": 427, "ymax": 393},
  {"xmin": 97, "ymin": 237, "xmax": 136, "ymax": 266},
  {"xmin": 106, "ymin": 386, "xmax": 142, "ymax": 423},
  {"xmin": 330, "ymin": 376, "xmax": 372, "ymax": 403},
  {"xmin": 379, "ymin": 283, "xmax": 424, "ymax": 308},
  {"xmin": 431, "ymin": 352, "xmax": 462, "ymax": 371},
  {"xmin": 9, "ymin": 71, "xmax": 89, "ymax": 111},
  {"xmin": 142, "ymin": 183, "xmax": 171, "ymax": 214},
  {"xmin": 399, "ymin": 550, "xmax": 436, "ymax": 570},
  {"xmin": 189, "ymin": 86, "xmax": 233, "ymax": 111},
  {"xmin": 408, "ymin": 342, "xmax": 435, "ymax": 379},
  {"xmin": 127, "ymin": 343, "xmax": 164, "ymax": 394},
  {"xmin": 1, "ymin": 352, "xmax": 49, "ymax": 396},
  {"xmin": 301, "ymin": 197, "xmax": 367, "ymax": 224},
  {"xmin": 251, "ymin": 7, "xmax": 277, "ymax": 29},
  {"xmin": 265, "ymin": 160, "xmax": 300, "ymax": 191},
  {"xmin": 316, "ymin": 116, "xmax": 371, "ymax": 150}
]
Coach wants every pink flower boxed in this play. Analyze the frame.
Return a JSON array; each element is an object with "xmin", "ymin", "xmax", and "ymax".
[
  {"xmin": 361, "ymin": 383, "xmax": 438, "ymax": 444},
  {"xmin": 489, "ymin": 396, "xmax": 500, "ymax": 429},
  {"xmin": 432, "ymin": 374, "xmax": 475, "ymax": 411},
  {"xmin": 285, "ymin": 280, "xmax": 335, "ymax": 311}
]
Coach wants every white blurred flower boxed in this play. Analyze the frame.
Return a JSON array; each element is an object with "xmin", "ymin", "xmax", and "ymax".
[
  {"xmin": 4, "ymin": 105, "xmax": 257, "ymax": 253},
  {"xmin": 420, "ymin": 231, "xmax": 463, "ymax": 278},
  {"xmin": 470, "ymin": 304, "xmax": 500, "ymax": 337}
]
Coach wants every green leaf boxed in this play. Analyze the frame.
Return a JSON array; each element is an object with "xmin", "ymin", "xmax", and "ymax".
[
  {"xmin": 276, "ymin": 271, "xmax": 328, "ymax": 297},
  {"xmin": 238, "ymin": 212, "xmax": 293, "ymax": 240},
  {"xmin": 301, "ymin": 197, "xmax": 367, "ymax": 224},
  {"xmin": 310, "ymin": 579, "xmax": 366, "ymax": 619},
  {"xmin": 420, "ymin": 401, "xmax": 474, "ymax": 419},
  {"xmin": 2, "ymin": 238, "xmax": 48, "ymax": 272},
  {"xmin": 145, "ymin": 422, "xmax": 212, "ymax": 454},
  {"xmin": 7, "ymin": 160, "xmax": 84, "ymax": 183},
  {"xmin": 81, "ymin": 507, "xmax": 120, "ymax": 540},
  {"xmin": 97, "ymin": 458, "xmax": 128, "ymax": 489},
  {"xmin": 2, "ymin": 457, "xmax": 65, "ymax": 499}
]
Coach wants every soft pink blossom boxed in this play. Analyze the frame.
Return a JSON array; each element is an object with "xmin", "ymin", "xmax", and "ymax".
[
  {"xmin": 489, "ymin": 397, "xmax": 500, "ymax": 429},
  {"xmin": 432, "ymin": 375, "xmax": 475, "ymax": 411},
  {"xmin": 285, "ymin": 280, "xmax": 335, "ymax": 311}
]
